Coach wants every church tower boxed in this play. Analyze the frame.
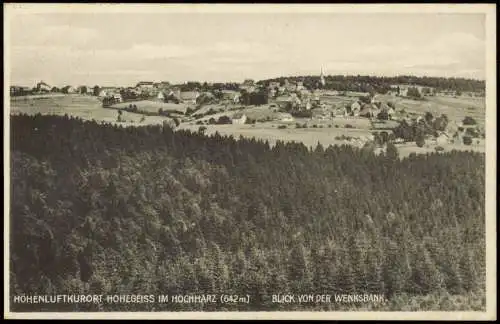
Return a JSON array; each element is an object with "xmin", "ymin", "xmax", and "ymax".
[{"xmin": 320, "ymin": 68, "xmax": 326, "ymax": 87}]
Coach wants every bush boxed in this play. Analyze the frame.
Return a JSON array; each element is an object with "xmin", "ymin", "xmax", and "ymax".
[
  {"xmin": 208, "ymin": 118, "xmax": 217, "ymax": 125},
  {"xmin": 335, "ymin": 125, "xmax": 339, "ymax": 128},
  {"xmin": 435, "ymin": 146, "xmax": 445, "ymax": 152},
  {"xmin": 345, "ymin": 124, "xmax": 354, "ymax": 129},
  {"xmin": 278, "ymin": 125, "xmax": 287, "ymax": 129},
  {"xmin": 295, "ymin": 123, "xmax": 302, "ymax": 129},
  {"xmin": 463, "ymin": 136, "xmax": 473, "ymax": 145},
  {"xmin": 328, "ymin": 124, "xmax": 332, "ymax": 128},
  {"xmin": 463, "ymin": 116, "xmax": 477, "ymax": 125},
  {"xmin": 377, "ymin": 111, "xmax": 389, "ymax": 120},
  {"xmin": 312, "ymin": 124, "xmax": 317, "ymax": 128},
  {"xmin": 291, "ymin": 110, "xmax": 313, "ymax": 118},
  {"xmin": 416, "ymin": 135, "xmax": 425, "ymax": 147},
  {"xmin": 465, "ymin": 127, "xmax": 480, "ymax": 138},
  {"xmin": 196, "ymin": 120, "xmax": 203, "ymax": 125},
  {"xmin": 217, "ymin": 116, "xmax": 232, "ymax": 125}
]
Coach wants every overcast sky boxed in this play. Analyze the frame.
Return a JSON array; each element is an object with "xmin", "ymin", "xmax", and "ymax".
[{"xmin": 7, "ymin": 10, "xmax": 486, "ymax": 87}]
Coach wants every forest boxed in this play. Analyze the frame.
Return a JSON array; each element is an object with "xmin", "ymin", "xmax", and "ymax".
[
  {"xmin": 258, "ymin": 75, "xmax": 485, "ymax": 94},
  {"xmin": 10, "ymin": 114, "xmax": 485, "ymax": 311}
]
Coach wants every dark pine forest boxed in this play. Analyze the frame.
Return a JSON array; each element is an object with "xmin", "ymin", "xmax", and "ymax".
[{"xmin": 10, "ymin": 114, "xmax": 485, "ymax": 311}]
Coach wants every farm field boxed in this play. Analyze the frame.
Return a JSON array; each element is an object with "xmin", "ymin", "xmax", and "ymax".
[
  {"xmin": 10, "ymin": 93, "xmax": 66, "ymax": 101},
  {"xmin": 180, "ymin": 113, "xmax": 485, "ymax": 156},
  {"xmin": 9, "ymin": 93, "xmax": 486, "ymax": 157},
  {"xmin": 179, "ymin": 122, "xmax": 376, "ymax": 148},
  {"xmin": 111, "ymin": 99, "xmax": 191, "ymax": 114},
  {"xmin": 396, "ymin": 140, "xmax": 485, "ymax": 158},
  {"xmin": 9, "ymin": 94, "xmax": 173, "ymax": 127}
]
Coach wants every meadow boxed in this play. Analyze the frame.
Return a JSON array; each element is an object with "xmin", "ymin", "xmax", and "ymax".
[
  {"xmin": 110, "ymin": 99, "xmax": 191, "ymax": 114},
  {"xmin": 9, "ymin": 93, "xmax": 487, "ymax": 157},
  {"xmin": 9, "ymin": 95, "xmax": 173, "ymax": 127}
]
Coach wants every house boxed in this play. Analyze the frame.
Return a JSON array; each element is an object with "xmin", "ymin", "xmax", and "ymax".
[
  {"xmin": 232, "ymin": 112, "xmax": 247, "ymax": 124},
  {"xmin": 136, "ymin": 81, "xmax": 154, "ymax": 90},
  {"xmin": 180, "ymin": 91, "xmax": 200, "ymax": 104},
  {"xmin": 283, "ymin": 79, "xmax": 296, "ymax": 92},
  {"xmin": 296, "ymin": 81, "xmax": 305, "ymax": 91},
  {"xmin": 240, "ymin": 85, "xmax": 256, "ymax": 93},
  {"xmin": 153, "ymin": 82, "xmax": 171, "ymax": 93},
  {"xmin": 221, "ymin": 90, "xmax": 238, "ymax": 98},
  {"xmin": 36, "ymin": 81, "xmax": 51, "ymax": 92},
  {"xmin": 312, "ymin": 108, "xmax": 327, "ymax": 119},
  {"xmin": 290, "ymin": 93, "xmax": 302, "ymax": 106},
  {"xmin": 275, "ymin": 95, "xmax": 293, "ymax": 109},
  {"xmin": 240, "ymin": 79, "xmax": 256, "ymax": 92},
  {"xmin": 242, "ymin": 79, "xmax": 255, "ymax": 86},
  {"xmin": 278, "ymin": 112, "xmax": 294, "ymax": 122},
  {"xmin": 436, "ymin": 132, "xmax": 449, "ymax": 145},
  {"xmin": 378, "ymin": 102, "xmax": 395, "ymax": 119},
  {"xmin": 98, "ymin": 87, "xmax": 117, "ymax": 98},
  {"xmin": 359, "ymin": 104, "xmax": 378, "ymax": 118},
  {"xmin": 10, "ymin": 86, "xmax": 32, "ymax": 96},
  {"xmin": 350, "ymin": 101, "xmax": 361, "ymax": 116},
  {"xmin": 305, "ymin": 101, "xmax": 312, "ymax": 110},
  {"xmin": 113, "ymin": 93, "xmax": 123, "ymax": 103},
  {"xmin": 62, "ymin": 85, "xmax": 77, "ymax": 94},
  {"xmin": 268, "ymin": 81, "xmax": 280, "ymax": 90},
  {"xmin": 78, "ymin": 86, "xmax": 93, "ymax": 95}
]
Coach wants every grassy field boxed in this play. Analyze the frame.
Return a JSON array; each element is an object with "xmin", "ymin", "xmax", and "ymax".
[
  {"xmin": 111, "ymin": 99, "xmax": 191, "ymax": 114},
  {"xmin": 9, "ymin": 93, "xmax": 486, "ymax": 156},
  {"xmin": 9, "ymin": 94, "xmax": 173, "ymax": 127},
  {"xmin": 10, "ymin": 93, "xmax": 66, "ymax": 101},
  {"xmin": 180, "ymin": 122, "xmax": 375, "ymax": 148},
  {"xmin": 396, "ymin": 141, "xmax": 485, "ymax": 158}
]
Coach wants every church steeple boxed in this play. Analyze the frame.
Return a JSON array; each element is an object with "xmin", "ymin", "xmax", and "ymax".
[{"xmin": 320, "ymin": 68, "xmax": 325, "ymax": 87}]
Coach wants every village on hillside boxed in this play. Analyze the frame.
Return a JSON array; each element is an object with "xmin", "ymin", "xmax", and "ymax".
[{"xmin": 10, "ymin": 71, "xmax": 486, "ymax": 156}]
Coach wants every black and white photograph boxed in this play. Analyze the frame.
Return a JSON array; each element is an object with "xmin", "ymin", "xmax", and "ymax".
[{"xmin": 4, "ymin": 3, "xmax": 496, "ymax": 320}]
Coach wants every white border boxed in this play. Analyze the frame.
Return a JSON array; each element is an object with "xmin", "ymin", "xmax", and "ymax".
[{"xmin": 3, "ymin": 3, "xmax": 496, "ymax": 321}]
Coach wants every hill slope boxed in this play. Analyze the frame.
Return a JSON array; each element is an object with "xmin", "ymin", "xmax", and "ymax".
[{"xmin": 10, "ymin": 114, "xmax": 485, "ymax": 311}]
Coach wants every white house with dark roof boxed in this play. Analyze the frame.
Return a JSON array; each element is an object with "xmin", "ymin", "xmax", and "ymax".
[
  {"xmin": 136, "ymin": 81, "xmax": 155, "ymax": 94},
  {"xmin": 180, "ymin": 91, "xmax": 200, "ymax": 104},
  {"xmin": 36, "ymin": 81, "xmax": 51, "ymax": 92},
  {"xmin": 232, "ymin": 112, "xmax": 247, "ymax": 124}
]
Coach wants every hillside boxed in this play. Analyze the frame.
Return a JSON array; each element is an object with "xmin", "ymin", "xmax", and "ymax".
[{"xmin": 10, "ymin": 114, "xmax": 485, "ymax": 311}]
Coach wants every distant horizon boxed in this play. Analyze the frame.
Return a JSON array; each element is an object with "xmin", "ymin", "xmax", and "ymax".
[{"xmin": 10, "ymin": 72, "xmax": 486, "ymax": 89}]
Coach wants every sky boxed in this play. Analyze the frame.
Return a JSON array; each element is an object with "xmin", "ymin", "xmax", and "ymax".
[{"xmin": 7, "ymin": 9, "xmax": 487, "ymax": 87}]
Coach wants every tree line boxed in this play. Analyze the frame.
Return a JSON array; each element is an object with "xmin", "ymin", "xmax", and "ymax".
[
  {"xmin": 258, "ymin": 75, "xmax": 485, "ymax": 94},
  {"xmin": 10, "ymin": 114, "xmax": 485, "ymax": 311}
]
